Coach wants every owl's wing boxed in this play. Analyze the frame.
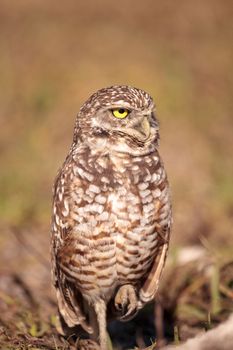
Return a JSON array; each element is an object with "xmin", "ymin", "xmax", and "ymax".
[
  {"xmin": 138, "ymin": 178, "xmax": 172, "ymax": 307},
  {"xmin": 138, "ymin": 231, "xmax": 170, "ymax": 307},
  {"xmin": 53, "ymin": 250, "xmax": 93, "ymax": 334},
  {"xmin": 51, "ymin": 168, "xmax": 93, "ymax": 334}
]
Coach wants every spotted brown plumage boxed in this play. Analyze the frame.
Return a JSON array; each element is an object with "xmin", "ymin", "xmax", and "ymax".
[{"xmin": 51, "ymin": 85, "xmax": 172, "ymax": 349}]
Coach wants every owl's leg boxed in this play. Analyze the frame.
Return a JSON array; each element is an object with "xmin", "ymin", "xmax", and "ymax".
[
  {"xmin": 114, "ymin": 284, "xmax": 138, "ymax": 321},
  {"xmin": 93, "ymin": 299, "xmax": 108, "ymax": 350}
]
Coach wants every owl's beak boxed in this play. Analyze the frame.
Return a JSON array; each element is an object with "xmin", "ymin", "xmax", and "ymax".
[
  {"xmin": 116, "ymin": 116, "xmax": 151, "ymax": 142},
  {"xmin": 132, "ymin": 116, "xmax": 151, "ymax": 141}
]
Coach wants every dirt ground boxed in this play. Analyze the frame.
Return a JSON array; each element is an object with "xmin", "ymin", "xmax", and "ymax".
[{"xmin": 0, "ymin": 1, "xmax": 232, "ymax": 349}]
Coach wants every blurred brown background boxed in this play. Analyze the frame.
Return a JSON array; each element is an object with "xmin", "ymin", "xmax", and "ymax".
[{"xmin": 0, "ymin": 0, "xmax": 232, "ymax": 347}]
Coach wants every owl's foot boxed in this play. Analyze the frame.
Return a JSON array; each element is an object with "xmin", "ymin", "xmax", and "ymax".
[
  {"xmin": 76, "ymin": 339, "xmax": 101, "ymax": 350},
  {"xmin": 114, "ymin": 284, "xmax": 138, "ymax": 321}
]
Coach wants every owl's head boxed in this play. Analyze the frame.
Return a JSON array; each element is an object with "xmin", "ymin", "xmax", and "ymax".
[{"xmin": 73, "ymin": 86, "xmax": 160, "ymax": 155}]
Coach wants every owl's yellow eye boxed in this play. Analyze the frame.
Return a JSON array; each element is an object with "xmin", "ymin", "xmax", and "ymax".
[{"xmin": 112, "ymin": 108, "xmax": 129, "ymax": 119}]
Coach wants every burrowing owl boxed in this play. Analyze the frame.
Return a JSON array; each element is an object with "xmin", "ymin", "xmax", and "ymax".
[{"xmin": 51, "ymin": 86, "xmax": 172, "ymax": 349}]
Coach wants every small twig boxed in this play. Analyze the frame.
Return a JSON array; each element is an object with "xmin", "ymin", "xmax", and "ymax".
[
  {"xmin": 210, "ymin": 264, "xmax": 220, "ymax": 315},
  {"xmin": 52, "ymin": 334, "xmax": 59, "ymax": 350},
  {"xmin": 173, "ymin": 325, "xmax": 180, "ymax": 345},
  {"xmin": 219, "ymin": 283, "xmax": 233, "ymax": 299}
]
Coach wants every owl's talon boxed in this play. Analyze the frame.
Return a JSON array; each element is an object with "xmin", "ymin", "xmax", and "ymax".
[{"xmin": 114, "ymin": 284, "xmax": 138, "ymax": 321}]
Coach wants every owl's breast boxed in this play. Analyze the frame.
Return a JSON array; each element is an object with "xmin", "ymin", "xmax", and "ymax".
[{"xmin": 104, "ymin": 152, "xmax": 170, "ymax": 287}]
